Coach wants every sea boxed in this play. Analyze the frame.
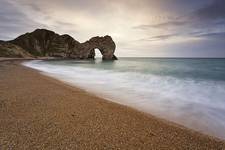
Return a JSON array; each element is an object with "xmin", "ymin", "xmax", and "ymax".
[{"xmin": 23, "ymin": 58, "xmax": 225, "ymax": 140}]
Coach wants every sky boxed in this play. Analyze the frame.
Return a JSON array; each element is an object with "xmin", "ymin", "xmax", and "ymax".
[{"xmin": 0, "ymin": 0, "xmax": 225, "ymax": 57}]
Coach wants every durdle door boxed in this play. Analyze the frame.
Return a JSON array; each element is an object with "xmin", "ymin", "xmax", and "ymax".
[{"xmin": 0, "ymin": 29, "xmax": 118, "ymax": 60}]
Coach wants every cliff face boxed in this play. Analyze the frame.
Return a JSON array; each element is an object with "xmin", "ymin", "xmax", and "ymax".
[
  {"xmin": 0, "ymin": 29, "xmax": 117, "ymax": 60},
  {"xmin": 0, "ymin": 41, "xmax": 32, "ymax": 58}
]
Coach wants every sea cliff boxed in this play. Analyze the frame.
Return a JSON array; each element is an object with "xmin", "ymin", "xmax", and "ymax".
[{"xmin": 0, "ymin": 29, "xmax": 117, "ymax": 60}]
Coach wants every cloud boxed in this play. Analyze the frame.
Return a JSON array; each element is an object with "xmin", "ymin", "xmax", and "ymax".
[
  {"xmin": 193, "ymin": 0, "xmax": 225, "ymax": 20},
  {"xmin": 54, "ymin": 21, "xmax": 77, "ymax": 27},
  {"xmin": 133, "ymin": 20, "xmax": 187, "ymax": 30},
  {"xmin": 134, "ymin": 0, "xmax": 225, "ymax": 27},
  {"xmin": 139, "ymin": 34, "xmax": 178, "ymax": 42},
  {"xmin": 132, "ymin": 0, "xmax": 225, "ymax": 46},
  {"xmin": 194, "ymin": 32, "xmax": 225, "ymax": 39},
  {"xmin": 0, "ymin": 0, "xmax": 45, "ymax": 40},
  {"xmin": 0, "ymin": 0, "xmax": 225, "ymax": 57},
  {"xmin": 52, "ymin": 21, "xmax": 78, "ymax": 34},
  {"xmin": 22, "ymin": 2, "xmax": 42, "ymax": 12}
]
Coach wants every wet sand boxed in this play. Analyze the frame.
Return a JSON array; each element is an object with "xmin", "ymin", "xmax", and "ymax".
[{"xmin": 0, "ymin": 60, "xmax": 225, "ymax": 149}]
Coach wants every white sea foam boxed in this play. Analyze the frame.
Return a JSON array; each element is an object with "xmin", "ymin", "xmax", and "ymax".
[{"xmin": 23, "ymin": 60, "xmax": 225, "ymax": 139}]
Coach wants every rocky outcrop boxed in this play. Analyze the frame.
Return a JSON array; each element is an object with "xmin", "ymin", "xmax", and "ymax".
[
  {"xmin": 0, "ymin": 41, "xmax": 32, "ymax": 58},
  {"xmin": 0, "ymin": 29, "xmax": 117, "ymax": 60},
  {"xmin": 81, "ymin": 36, "xmax": 116, "ymax": 60}
]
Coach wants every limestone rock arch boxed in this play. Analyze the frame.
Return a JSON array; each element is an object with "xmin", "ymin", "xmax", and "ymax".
[
  {"xmin": 82, "ymin": 35, "xmax": 117, "ymax": 60},
  {"xmin": 9, "ymin": 29, "xmax": 118, "ymax": 60}
]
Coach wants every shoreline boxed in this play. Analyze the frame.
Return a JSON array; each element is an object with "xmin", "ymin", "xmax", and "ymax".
[
  {"xmin": 0, "ymin": 60, "xmax": 225, "ymax": 149},
  {"xmin": 0, "ymin": 57, "xmax": 57, "ymax": 62}
]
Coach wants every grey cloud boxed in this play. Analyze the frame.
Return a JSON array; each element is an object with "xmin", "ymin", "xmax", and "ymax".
[
  {"xmin": 1, "ymin": 0, "xmax": 225, "ymax": 57},
  {"xmin": 194, "ymin": 0, "xmax": 225, "ymax": 20},
  {"xmin": 15, "ymin": 0, "xmax": 113, "ymax": 16},
  {"xmin": 133, "ymin": 20, "xmax": 187, "ymax": 30},
  {"xmin": 152, "ymin": 21, "xmax": 187, "ymax": 28},
  {"xmin": 51, "ymin": 21, "xmax": 78, "ymax": 35},
  {"xmin": 23, "ymin": 3, "xmax": 42, "ymax": 12},
  {"xmin": 139, "ymin": 34, "xmax": 177, "ymax": 42},
  {"xmin": 134, "ymin": 0, "xmax": 225, "ymax": 30},
  {"xmin": 138, "ymin": 31, "xmax": 225, "ymax": 43},
  {"xmin": 195, "ymin": 32, "xmax": 225, "ymax": 39},
  {"xmin": 0, "ymin": 0, "xmax": 79, "ymax": 40},
  {"xmin": 0, "ymin": 34, "xmax": 13, "ymax": 40},
  {"xmin": 133, "ymin": 0, "xmax": 225, "ymax": 43},
  {"xmin": 0, "ymin": 0, "xmax": 45, "ymax": 40},
  {"xmin": 54, "ymin": 21, "xmax": 77, "ymax": 30}
]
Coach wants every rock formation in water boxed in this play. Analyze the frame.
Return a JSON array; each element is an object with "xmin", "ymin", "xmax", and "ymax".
[{"xmin": 0, "ymin": 29, "xmax": 117, "ymax": 60}]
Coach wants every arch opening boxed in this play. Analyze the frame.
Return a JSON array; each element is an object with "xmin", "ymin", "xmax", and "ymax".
[{"xmin": 94, "ymin": 48, "xmax": 102, "ymax": 58}]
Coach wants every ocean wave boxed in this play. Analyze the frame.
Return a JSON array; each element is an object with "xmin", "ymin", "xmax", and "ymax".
[{"xmin": 23, "ymin": 60, "xmax": 225, "ymax": 139}]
